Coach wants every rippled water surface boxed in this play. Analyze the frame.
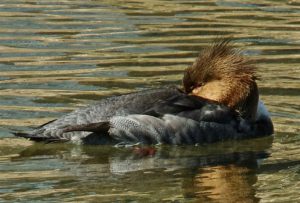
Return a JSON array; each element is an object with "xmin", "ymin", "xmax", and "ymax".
[{"xmin": 0, "ymin": 0, "xmax": 299, "ymax": 202}]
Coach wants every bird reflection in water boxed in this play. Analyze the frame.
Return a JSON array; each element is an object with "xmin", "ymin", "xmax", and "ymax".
[
  {"xmin": 13, "ymin": 136, "xmax": 272, "ymax": 202},
  {"xmin": 183, "ymin": 159, "xmax": 260, "ymax": 203}
]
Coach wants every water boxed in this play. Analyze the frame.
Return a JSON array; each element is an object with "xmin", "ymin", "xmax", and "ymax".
[{"xmin": 0, "ymin": 0, "xmax": 299, "ymax": 202}]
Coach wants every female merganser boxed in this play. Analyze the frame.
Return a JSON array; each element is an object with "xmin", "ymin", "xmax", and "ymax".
[{"xmin": 14, "ymin": 39, "xmax": 274, "ymax": 145}]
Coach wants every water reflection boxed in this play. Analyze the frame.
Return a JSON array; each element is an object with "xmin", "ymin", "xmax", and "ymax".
[
  {"xmin": 0, "ymin": 0, "xmax": 299, "ymax": 202},
  {"xmin": 8, "ymin": 137, "xmax": 272, "ymax": 202}
]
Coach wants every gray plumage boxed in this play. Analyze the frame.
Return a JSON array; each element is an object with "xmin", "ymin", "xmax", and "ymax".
[{"xmin": 14, "ymin": 88, "xmax": 273, "ymax": 145}]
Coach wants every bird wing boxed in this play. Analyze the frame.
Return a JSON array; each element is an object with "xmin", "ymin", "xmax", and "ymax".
[{"xmin": 14, "ymin": 89, "xmax": 245, "ymax": 145}]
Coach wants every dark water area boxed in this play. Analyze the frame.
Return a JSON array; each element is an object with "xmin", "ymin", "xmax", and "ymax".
[{"xmin": 0, "ymin": 0, "xmax": 299, "ymax": 202}]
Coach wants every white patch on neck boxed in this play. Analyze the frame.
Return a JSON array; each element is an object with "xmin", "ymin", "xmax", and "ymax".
[{"xmin": 256, "ymin": 100, "xmax": 270, "ymax": 120}]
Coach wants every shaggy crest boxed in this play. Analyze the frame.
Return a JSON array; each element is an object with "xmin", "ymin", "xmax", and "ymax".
[{"xmin": 182, "ymin": 39, "xmax": 259, "ymax": 121}]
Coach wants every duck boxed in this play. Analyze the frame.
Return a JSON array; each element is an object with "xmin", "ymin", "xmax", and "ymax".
[{"xmin": 14, "ymin": 39, "xmax": 274, "ymax": 146}]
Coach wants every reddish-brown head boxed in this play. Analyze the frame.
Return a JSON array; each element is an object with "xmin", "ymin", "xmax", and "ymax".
[{"xmin": 182, "ymin": 39, "xmax": 259, "ymax": 121}]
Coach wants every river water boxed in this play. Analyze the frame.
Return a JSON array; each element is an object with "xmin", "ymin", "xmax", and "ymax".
[{"xmin": 0, "ymin": 0, "xmax": 299, "ymax": 202}]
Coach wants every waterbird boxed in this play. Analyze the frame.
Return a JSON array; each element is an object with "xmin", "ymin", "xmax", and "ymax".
[{"xmin": 14, "ymin": 39, "xmax": 274, "ymax": 146}]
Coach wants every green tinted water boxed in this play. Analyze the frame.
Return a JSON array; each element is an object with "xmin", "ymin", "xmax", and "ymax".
[{"xmin": 0, "ymin": 0, "xmax": 299, "ymax": 202}]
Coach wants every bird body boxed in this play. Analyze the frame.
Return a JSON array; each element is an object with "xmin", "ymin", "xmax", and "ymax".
[{"xmin": 14, "ymin": 39, "xmax": 274, "ymax": 146}]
